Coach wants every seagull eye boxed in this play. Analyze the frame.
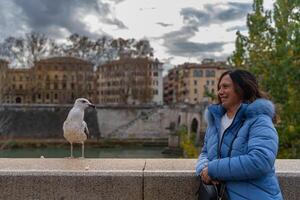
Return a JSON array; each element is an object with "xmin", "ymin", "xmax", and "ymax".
[{"xmin": 81, "ymin": 100, "xmax": 86, "ymax": 103}]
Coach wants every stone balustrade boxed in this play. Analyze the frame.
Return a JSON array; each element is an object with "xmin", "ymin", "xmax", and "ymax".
[{"xmin": 0, "ymin": 159, "xmax": 298, "ymax": 200}]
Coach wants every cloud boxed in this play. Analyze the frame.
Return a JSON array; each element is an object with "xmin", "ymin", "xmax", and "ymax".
[
  {"xmin": 161, "ymin": 56, "xmax": 174, "ymax": 64},
  {"xmin": 110, "ymin": 0, "xmax": 126, "ymax": 4},
  {"xmin": 180, "ymin": 2, "xmax": 252, "ymax": 27},
  {"xmin": 226, "ymin": 25, "xmax": 248, "ymax": 32},
  {"xmin": 156, "ymin": 22, "xmax": 173, "ymax": 27},
  {"xmin": 0, "ymin": 1, "xmax": 29, "ymax": 40},
  {"xmin": 139, "ymin": 7, "xmax": 156, "ymax": 11},
  {"xmin": 158, "ymin": 1, "xmax": 251, "ymax": 61},
  {"xmin": 216, "ymin": 2, "xmax": 252, "ymax": 21},
  {"xmin": 5, "ymin": 0, "xmax": 127, "ymax": 40},
  {"xmin": 196, "ymin": 51, "xmax": 232, "ymax": 63},
  {"xmin": 180, "ymin": 8, "xmax": 210, "ymax": 27},
  {"xmin": 162, "ymin": 26, "xmax": 226, "ymax": 57}
]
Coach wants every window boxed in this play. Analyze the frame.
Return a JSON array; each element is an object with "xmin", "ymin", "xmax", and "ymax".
[
  {"xmin": 193, "ymin": 69, "xmax": 203, "ymax": 77},
  {"xmin": 194, "ymin": 88, "xmax": 197, "ymax": 94},
  {"xmin": 205, "ymin": 70, "xmax": 215, "ymax": 77},
  {"xmin": 194, "ymin": 80, "xmax": 197, "ymax": 85},
  {"xmin": 153, "ymin": 71, "xmax": 158, "ymax": 76}
]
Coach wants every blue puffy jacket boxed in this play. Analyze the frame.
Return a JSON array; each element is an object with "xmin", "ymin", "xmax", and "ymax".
[{"xmin": 195, "ymin": 99, "xmax": 283, "ymax": 200}]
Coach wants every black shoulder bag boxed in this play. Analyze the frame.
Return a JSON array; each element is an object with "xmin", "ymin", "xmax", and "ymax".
[{"xmin": 196, "ymin": 121, "xmax": 244, "ymax": 200}]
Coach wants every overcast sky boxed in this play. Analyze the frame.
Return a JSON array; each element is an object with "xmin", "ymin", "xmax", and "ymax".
[{"xmin": 0, "ymin": 0, "xmax": 274, "ymax": 66}]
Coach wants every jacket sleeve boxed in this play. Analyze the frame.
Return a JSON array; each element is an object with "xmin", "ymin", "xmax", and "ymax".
[
  {"xmin": 195, "ymin": 128, "xmax": 210, "ymax": 175},
  {"xmin": 207, "ymin": 116, "xmax": 278, "ymax": 181}
]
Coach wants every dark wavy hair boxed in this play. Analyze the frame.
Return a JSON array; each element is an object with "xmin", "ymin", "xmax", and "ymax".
[{"xmin": 217, "ymin": 69, "xmax": 268, "ymax": 104}]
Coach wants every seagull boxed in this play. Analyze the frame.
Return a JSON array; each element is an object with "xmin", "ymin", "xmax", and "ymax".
[{"xmin": 63, "ymin": 98, "xmax": 95, "ymax": 158}]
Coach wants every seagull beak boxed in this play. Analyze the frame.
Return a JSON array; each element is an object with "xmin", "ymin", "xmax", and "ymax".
[{"xmin": 89, "ymin": 104, "xmax": 96, "ymax": 108}]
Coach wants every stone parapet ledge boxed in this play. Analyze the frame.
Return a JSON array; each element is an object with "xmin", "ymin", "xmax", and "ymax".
[
  {"xmin": 0, "ymin": 159, "xmax": 299, "ymax": 200},
  {"xmin": 0, "ymin": 159, "xmax": 145, "ymax": 200}
]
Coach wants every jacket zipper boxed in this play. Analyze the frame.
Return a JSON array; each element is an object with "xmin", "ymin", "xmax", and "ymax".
[{"xmin": 218, "ymin": 106, "xmax": 242, "ymax": 159}]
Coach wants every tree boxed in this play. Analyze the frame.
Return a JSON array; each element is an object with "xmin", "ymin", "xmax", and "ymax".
[
  {"xmin": 229, "ymin": 0, "xmax": 300, "ymax": 158},
  {"xmin": 0, "ymin": 32, "xmax": 58, "ymax": 67},
  {"xmin": 115, "ymin": 59, "xmax": 153, "ymax": 104},
  {"xmin": 0, "ymin": 32, "xmax": 155, "ymax": 69},
  {"xmin": 228, "ymin": 31, "xmax": 247, "ymax": 68}
]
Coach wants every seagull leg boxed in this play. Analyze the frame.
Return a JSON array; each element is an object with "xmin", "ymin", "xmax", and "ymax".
[
  {"xmin": 81, "ymin": 142, "xmax": 85, "ymax": 158},
  {"xmin": 70, "ymin": 142, "xmax": 74, "ymax": 158}
]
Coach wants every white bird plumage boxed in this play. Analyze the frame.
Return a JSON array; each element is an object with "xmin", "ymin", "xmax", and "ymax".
[{"xmin": 63, "ymin": 98, "xmax": 95, "ymax": 158}]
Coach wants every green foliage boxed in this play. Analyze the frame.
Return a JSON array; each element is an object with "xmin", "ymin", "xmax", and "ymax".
[
  {"xmin": 229, "ymin": 0, "xmax": 300, "ymax": 158},
  {"xmin": 203, "ymin": 89, "xmax": 217, "ymax": 101},
  {"xmin": 177, "ymin": 125, "xmax": 199, "ymax": 158}
]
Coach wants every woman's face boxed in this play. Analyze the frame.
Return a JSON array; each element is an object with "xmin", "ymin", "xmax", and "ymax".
[{"xmin": 218, "ymin": 74, "xmax": 242, "ymax": 110}]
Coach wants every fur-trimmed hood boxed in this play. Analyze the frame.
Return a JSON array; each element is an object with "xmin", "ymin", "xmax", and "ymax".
[{"xmin": 204, "ymin": 98, "xmax": 275, "ymax": 127}]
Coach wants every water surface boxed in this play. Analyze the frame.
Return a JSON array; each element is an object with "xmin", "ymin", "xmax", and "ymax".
[{"xmin": 0, "ymin": 146, "xmax": 178, "ymax": 158}]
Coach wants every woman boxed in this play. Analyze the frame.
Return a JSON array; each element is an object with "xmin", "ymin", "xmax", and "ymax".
[{"xmin": 195, "ymin": 69, "xmax": 283, "ymax": 200}]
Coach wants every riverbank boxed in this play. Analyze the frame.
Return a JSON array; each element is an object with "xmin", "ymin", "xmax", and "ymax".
[{"xmin": 0, "ymin": 138, "xmax": 168, "ymax": 150}]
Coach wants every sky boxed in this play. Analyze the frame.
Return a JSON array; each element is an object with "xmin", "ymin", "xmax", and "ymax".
[{"xmin": 0, "ymin": 0, "xmax": 275, "ymax": 67}]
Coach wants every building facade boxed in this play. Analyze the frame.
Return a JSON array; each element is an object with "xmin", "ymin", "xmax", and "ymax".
[
  {"xmin": 0, "ymin": 59, "xmax": 9, "ymax": 103},
  {"xmin": 96, "ymin": 57, "xmax": 163, "ymax": 105},
  {"xmin": 163, "ymin": 59, "xmax": 229, "ymax": 104},
  {"xmin": 1, "ymin": 57, "xmax": 96, "ymax": 104}
]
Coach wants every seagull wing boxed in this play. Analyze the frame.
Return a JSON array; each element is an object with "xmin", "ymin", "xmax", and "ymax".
[{"xmin": 83, "ymin": 121, "xmax": 89, "ymax": 137}]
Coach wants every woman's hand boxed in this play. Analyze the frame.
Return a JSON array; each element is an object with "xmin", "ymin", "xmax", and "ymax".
[{"xmin": 200, "ymin": 167, "xmax": 219, "ymax": 185}]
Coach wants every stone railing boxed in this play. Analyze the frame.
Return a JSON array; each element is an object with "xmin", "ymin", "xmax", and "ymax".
[{"xmin": 0, "ymin": 159, "xmax": 298, "ymax": 200}]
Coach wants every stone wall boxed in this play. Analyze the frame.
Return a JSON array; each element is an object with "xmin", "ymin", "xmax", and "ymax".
[
  {"xmin": 0, "ymin": 105, "xmax": 99, "ymax": 139},
  {"xmin": 97, "ymin": 106, "xmax": 179, "ymax": 138},
  {"xmin": 0, "ymin": 105, "xmax": 181, "ymax": 139},
  {"xmin": 0, "ymin": 104, "xmax": 206, "ymax": 140},
  {"xmin": 0, "ymin": 159, "xmax": 298, "ymax": 200}
]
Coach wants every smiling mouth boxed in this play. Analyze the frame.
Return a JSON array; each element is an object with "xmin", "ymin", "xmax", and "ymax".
[{"xmin": 220, "ymin": 97, "xmax": 227, "ymax": 102}]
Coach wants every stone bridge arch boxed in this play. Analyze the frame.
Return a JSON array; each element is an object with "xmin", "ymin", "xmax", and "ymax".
[
  {"xmin": 15, "ymin": 97, "xmax": 22, "ymax": 103},
  {"xmin": 187, "ymin": 112, "xmax": 201, "ymax": 141},
  {"xmin": 175, "ymin": 108, "xmax": 207, "ymax": 146},
  {"xmin": 189, "ymin": 111, "xmax": 206, "ymax": 146}
]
